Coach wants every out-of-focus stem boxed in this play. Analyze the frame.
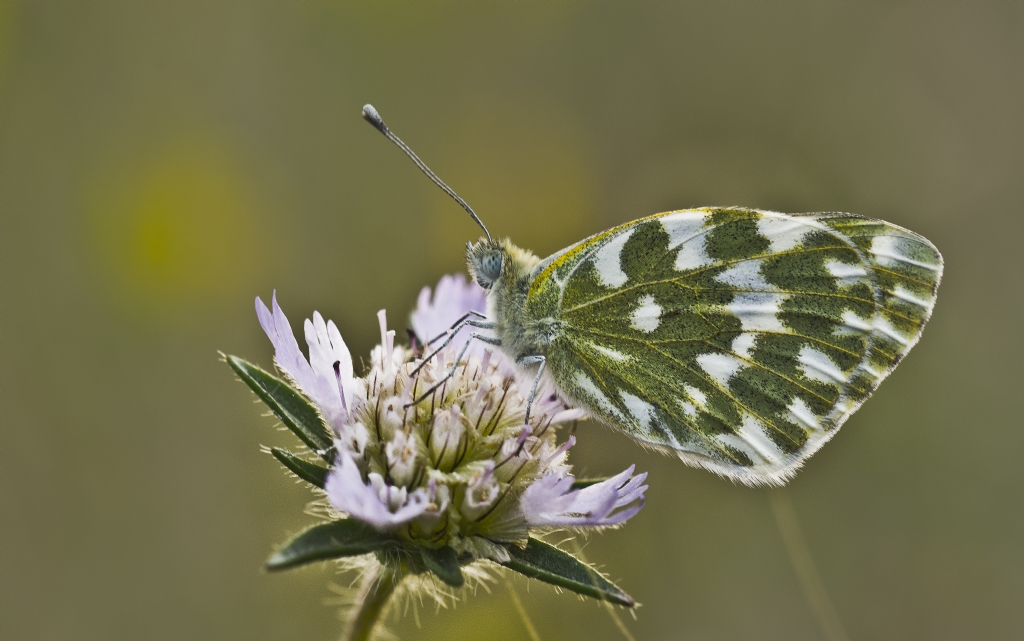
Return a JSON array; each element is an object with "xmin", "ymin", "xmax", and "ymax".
[
  {"xmin": 768, "ymin": 490, "xmax": 849, "ymax": 641},
  {"xmin": 343, "ymin": 564, "xmax": 399, "ymax": 641}
]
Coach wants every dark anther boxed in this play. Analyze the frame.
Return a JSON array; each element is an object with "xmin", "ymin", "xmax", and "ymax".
[{"xmin": 406, "ymin": 328, "xmax": 421, "ymax": 354}]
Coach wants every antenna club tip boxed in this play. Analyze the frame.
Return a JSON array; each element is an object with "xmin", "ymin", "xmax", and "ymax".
[{"xmin": 362, "ymin": 104, "xmax": 388, "ymax": 134}]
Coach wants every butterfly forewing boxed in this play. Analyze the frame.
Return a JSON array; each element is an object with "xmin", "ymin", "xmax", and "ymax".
[{"xmin": 527, "ymin": 208, "xmax": 941, "ymax": 486}]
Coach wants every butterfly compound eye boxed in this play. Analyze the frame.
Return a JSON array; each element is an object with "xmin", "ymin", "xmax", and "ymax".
[
  {"xmin": 467, "ymin": 241, "xmax": 504, "ymax": 289},
  {"xmin": 482, "ymin": 251, "xmax": 503, "ymax": 281}
]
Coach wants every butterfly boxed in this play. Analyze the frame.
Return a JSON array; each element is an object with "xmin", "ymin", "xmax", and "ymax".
[{"xmin": 362, "ymin": 105, "xmax": 943, "ymax": 487}]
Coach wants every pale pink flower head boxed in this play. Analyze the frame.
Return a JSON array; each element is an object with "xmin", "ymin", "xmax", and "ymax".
[{"xmin": 256, "ymin": 275, "xmax": 646, "ymax": 562}]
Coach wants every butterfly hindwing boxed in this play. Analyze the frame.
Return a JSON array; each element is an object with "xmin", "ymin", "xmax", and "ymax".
[{"xmin": 527, "ymin": 208, "xmax": 942, "ymax": 486}]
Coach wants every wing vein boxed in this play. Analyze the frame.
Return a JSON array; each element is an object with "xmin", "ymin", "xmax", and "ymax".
[
  {"xmin": 570, "ymin": 325, "xmax": 864, "ymax": 364},
  {"xmin": 563, "ymin": 339, "xmax": 744, "ymax": 461},
  {"xmin": 618, "ymin": 337, "xmax": 803, "ymax": 450},
  {"xmin": 562, "ymin": 244, "xmax": 878, "ymax": 314}
]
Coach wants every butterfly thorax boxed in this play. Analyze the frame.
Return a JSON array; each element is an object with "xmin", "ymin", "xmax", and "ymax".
[{"xmin": 467, "ymin": 238, "xmax": 555, "ymax": 364}]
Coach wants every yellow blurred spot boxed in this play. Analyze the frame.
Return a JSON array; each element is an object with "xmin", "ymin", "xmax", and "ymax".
[
  {"xmin": 426, "ymin": 100, "xmax": 596, "ymax": 273},
  {"xmin": 88, "ymin": 138, "xmax": 268, "ymax": 318}
]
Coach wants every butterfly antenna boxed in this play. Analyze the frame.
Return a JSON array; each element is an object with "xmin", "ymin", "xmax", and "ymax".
[{"xmin": 362, "ymin": 104, "xmax": 493, "ymax": 244}]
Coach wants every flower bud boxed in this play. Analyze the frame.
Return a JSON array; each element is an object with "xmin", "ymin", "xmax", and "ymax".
[
  {"xmin": 429, "ymin": 404, "xmax": 465, "ymax": 471},
  {"xmin": 336, "ymin": 421, "xmax": 369, "ymax": 458},
  {"xmin": 385, "ymin": 429, "xmax": 421, "ymax": 488}
]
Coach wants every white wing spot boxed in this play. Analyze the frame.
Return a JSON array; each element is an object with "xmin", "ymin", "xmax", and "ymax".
[
  {"xmin": 757, "ymin": 214, "xmax": 823, "ymax": 252},
  {"xmin": 630, "ymin": 294, "xmax": 662, "ymax": 332},
  {"xmin": 716, "ymin": 259, "xmax": 771, "ymax": 290},
  {"xmin": 732, "ymin": 332, "xmax": 757, "ymax": 359},
  {"xmin": 622, "ymin": 391, "xmax": 680, "ymax": 447},
  {"xmin": 593, "ymin": 228, "xmax": 633, "ymax": 288},
  {"xmin": 892, "ymin": 284, "xmax": 932, "ymax": 308},
  {"xmin": 838, "ymin": 309, "xmax": 873, "ymax": 334},
  {"xmin": 831, "ymin": 396, "xmax": 855, "ymax": 417},
  {"xmin": 737, "ymin": 414, "xmax": 785, "ymax": 463},
  {"xmin": 873, "ymin": 315, "xmax": 910, "ymax": 346},
  {"xmin": 674, "ymin": 234, "xmax": 713, "ymax": 271},
  {"xmin": 679, "ymin": 400, "xmax": 698, "ymax": 418},
  {"xmin": 684, "ymin": 384, "xmax": 708, "ymax": 407},
  {"xmin": 859, "ymin": 363, "xmax": 882, "ymax": 380},
  {"xmin": 621, "ymin": 391, "xmax": 654, "ymax": 428},
  {"xmin": 715, "ymin": 415, "xmax": 785, "ymax": 465},
  {"xmin": 661, "ymin": 212, "xmax": 707, "ymax": 248},
  {"xmin": 592, "ymin": 344, "xmax": 629, "ymax": 362},
  {"xmin": 696, "ymin": 352, "xmax": 745, "ymax": 386},
  {"xmin": 870, "ymin": 235, "xmax": 940, "ymax": 271},
  {"xmin": 728, "ymin": 292, "xmax": 787, "ymax": 332},
  {"xmin": 824, "ymin": 259, "xmax": 869, "ymax": 287},
  {"xmin": 715, "ymin": 433, "xmax": 765, "ymax": 464},
  {"xmin": 573, "ymin": 373, "xmax": 625, "ymax": 421},
  {"xmin": 787, "ymin": 397, "xmax": 822, "ymax": 431},
  {"xmin": 797, "ymin": 345, "xmax": 848, "ymax": 384}
]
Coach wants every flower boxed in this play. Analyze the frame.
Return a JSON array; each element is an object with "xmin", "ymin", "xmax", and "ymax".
[{"xmin": 255, "ymin": 274, "xmax": 647, "ymax": 563}]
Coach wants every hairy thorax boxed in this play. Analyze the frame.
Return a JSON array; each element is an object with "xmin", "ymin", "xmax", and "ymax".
[{"xmin": 486, "ymin": 241, "xmax": 558, "ymax": 364}]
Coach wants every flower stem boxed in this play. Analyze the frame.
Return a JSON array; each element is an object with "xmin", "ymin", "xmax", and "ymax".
[
  {"xmin": 343, "ymin": 564, "xmax": 400, "ymax": 641},
  {"xmin": 768, "ymin": 490, "xmax": 849, "ymax": 641}
]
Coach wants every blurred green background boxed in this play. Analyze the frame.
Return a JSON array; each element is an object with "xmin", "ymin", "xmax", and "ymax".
[{"xmin": 2, "ymin": 2, "xmax": 1022, "ymax": 640}]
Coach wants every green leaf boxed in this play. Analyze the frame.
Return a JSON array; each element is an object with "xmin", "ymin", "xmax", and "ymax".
[
  {"xmin": 227, "ymin": 355, "xmax": 333, "ymax": 462},
  {"xmin": 501, "ymin": 538, "xmax": 634, "ymax": 607},
  {"xmin": 266, "ymin": 520, "xmax": 394, "ymax": 571},
  {"xmin": 420, "ymin": 546, "xmax": 464, "ymax": 588},
  {"xmin": 271, "ymin": 447, "xmax": 329, "ymax": 489},
  {"xmin": 570, "ymin": 477, "xmax": 610, "ymax": 490}
]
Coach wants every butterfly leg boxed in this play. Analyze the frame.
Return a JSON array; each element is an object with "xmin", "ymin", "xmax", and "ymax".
[
  {"xmin": 518, "ymin": 355, "xmax": 546, "ymax": 428},
  {"xmin": 423, "ymin": 311, "xmax": 488, "ymax": 347},
  {"xmin": 410, "ymin": 317, "xmax": 496, "ymax": 377},
  {"xmin": 406, "ymin": 332, "xmax": 502, "ymax": 407}
]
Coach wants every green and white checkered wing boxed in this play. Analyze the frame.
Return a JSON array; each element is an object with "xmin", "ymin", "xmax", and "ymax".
[{"xmin": 527, "ymin": 208, "xmax": 942, "ymax": 486}]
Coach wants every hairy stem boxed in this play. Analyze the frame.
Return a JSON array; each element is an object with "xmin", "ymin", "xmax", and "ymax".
[{"xmin": 343, "ymin": 564, "xmax": 400, "ymax": 641}]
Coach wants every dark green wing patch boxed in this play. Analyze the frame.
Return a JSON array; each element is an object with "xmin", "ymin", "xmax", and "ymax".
[{"xmin": 528, "ymin": 208, "xmax": 942, "ymax": 486}]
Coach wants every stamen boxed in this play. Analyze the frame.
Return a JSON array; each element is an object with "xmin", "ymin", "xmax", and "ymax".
[
  {"xmin": 494, "ymin": 427, "xmax": 533, "ymax": 471},
  {"xmin": 514, "ymin": 426, "xmax": 531, "ymax": 457},
  {"xmin": 406, "ymin": 328, "xmax": 420, "ymax": 355},
  {"xmin": 333, "ymin": 360, "xmax": 348, "ymax": 412},
  {"xmin": 544, "ymin": 435, "xmax": 576, "ymax": 467},
  {"xmin": 376, "ymin": 310, "xmax": 388, "ymax": 368}
]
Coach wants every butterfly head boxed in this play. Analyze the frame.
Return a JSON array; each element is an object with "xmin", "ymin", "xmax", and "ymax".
[
  {"xmin": 466, "ymin": 239, "xmax": 505, "ymax": 289},
  {"xmin": 466, "ymin": 238, "xmax": 541, "ymax": 292}
]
